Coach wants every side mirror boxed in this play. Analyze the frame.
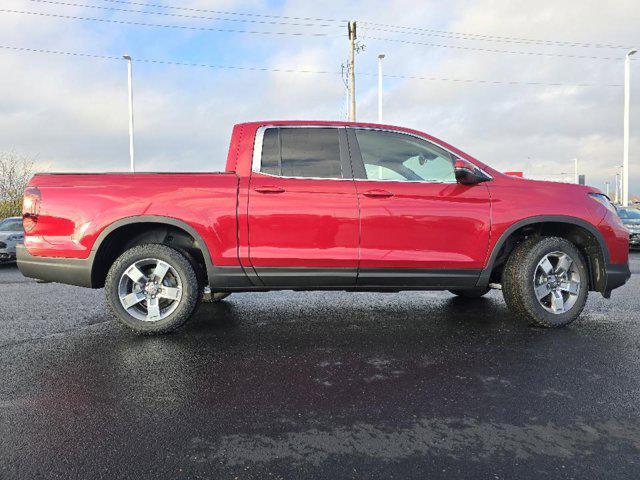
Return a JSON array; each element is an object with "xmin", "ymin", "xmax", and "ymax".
[{"xmin": 454, "ymin": 158, "xmax": 490, "ymax": 185}]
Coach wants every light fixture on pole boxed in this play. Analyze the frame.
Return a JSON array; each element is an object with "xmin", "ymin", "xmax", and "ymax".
[
  {"xmin": 377, "ymin": 53, "xmax": 385, "ymax": 123},
  {"xmin": 623, "ymin": 48, "xmax": 637, "ymax": 206},
  {"xmin": 123, "ymin": 54, "xmax": 135, "ymax": 173}
]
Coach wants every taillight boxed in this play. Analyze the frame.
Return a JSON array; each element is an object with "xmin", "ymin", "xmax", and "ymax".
[{"xmin": 23, "ymin": 186, "xmax": 41, "ymax": 232}]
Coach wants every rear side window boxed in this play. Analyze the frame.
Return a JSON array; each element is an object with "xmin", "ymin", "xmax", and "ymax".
[
  {"xmin": 259, "ymin": 128, "xmax": 342, "ymax": 179},
  {"xmin": 260, "ymin": 128, "xmax": 281, "ymax": 176},
  {"xmin": 354, "ymin": 129, "xmax": 455, "ymax": 183}
]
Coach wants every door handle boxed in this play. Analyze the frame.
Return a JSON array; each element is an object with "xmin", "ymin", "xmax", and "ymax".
[
  {"xmin": 254, "ymin": 186, "xmax": 285, "ymax": 194},
  {"xmin": 363, "ymin": 189, "xmax": 394, "ymax": 198}
]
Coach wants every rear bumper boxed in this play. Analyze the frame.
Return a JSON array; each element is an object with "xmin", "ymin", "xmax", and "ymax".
[
  {"xmin": 17, "ymin": 244, "xmax": 93, "ymax": 287},
  {"xmin": 603, "ymin": 262, "xmax": 631, "ymax": 294}
]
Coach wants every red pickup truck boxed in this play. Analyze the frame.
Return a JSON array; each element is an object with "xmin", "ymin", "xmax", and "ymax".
[{"xmin": 18, "ymin": 121, "xmax": 630, "ymax": 334}]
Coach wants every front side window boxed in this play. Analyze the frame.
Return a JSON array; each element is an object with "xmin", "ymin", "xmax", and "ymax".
[
  {"xmin": 259, "ymin": 128, "xmax": 342, "ymax": 179},
  {"xmin": 354, "ymin": 129, "xmax": 456, "ymax": 183}
]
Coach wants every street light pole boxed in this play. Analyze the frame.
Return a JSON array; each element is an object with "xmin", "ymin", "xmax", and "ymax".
[
  {"xmin": 348, "ymin": 21, "xmax": 357, "ymax": 122},
  {"xmin": 623, "ymin": 49, "xmax": 637, "ymax": 206},
  {"xmin": 123, "ymin": 54, "xmax": 135, "ymax": 173},
  {"xmin": 377, "ymin": 53, "xmax": 385, "ymax": 123}
]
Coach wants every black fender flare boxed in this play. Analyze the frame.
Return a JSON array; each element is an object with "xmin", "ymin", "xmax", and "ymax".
[
  {"xmin": 476, "ymin": 215, "xmax": 610, "ymax": 288},
  {"xmin": 90, "ymin": 215, "xmax": 215, "ymax": 286}
]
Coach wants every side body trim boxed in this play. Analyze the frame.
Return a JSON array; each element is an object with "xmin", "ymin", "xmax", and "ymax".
[
  {"xmin": 358, "ymin": 268, "xmax": 481, "ymax": 288},
  {"xmin": 205, "ymin": 267, "xmax": 481, "ymax": 291}
]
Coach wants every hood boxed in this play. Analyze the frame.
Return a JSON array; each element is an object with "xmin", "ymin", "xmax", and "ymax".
[
  {"xmin": 496, "ymin": 174, "xmax": 599, "ymax": 194},
  {"xmin": 622, "ymin": 218, "xmax": 640, "ymax": 226}
]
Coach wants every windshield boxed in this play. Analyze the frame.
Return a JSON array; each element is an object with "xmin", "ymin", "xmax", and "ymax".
[
  {"xmin": 618, "ymin": 208, "xmax": 640, "ymax": 220},
  {"xmin": 0, "ymin": 218, "xmax": 23, "ymax": 232}
]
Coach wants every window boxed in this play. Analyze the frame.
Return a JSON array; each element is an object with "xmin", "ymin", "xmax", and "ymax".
[
  {"xmin": 354, "ymin": 129, "xmax": 456, "ymax": 183},
  {"xmin": 0, "ymin": 219, "xmax": 23, "ymax": 232},
  {"xmin": 259, "ymin": 128, "xmax": 342, "ymax": 179},
  {"xmin": 260, "ymin": 128, "xmax": 280, "ymax": 176}
]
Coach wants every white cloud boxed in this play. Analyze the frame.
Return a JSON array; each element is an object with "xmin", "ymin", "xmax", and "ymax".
[{"xmin": 0, "ymin": 0, "xmax": 639, "ymax": 194}]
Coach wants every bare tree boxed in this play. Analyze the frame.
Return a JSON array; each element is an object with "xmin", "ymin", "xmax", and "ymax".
[{"xmin": 0, "ymin": 151, "xmax": 34, "ymax": 219}]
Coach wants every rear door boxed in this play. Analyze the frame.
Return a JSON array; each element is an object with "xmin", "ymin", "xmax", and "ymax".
[
  {"xmin": 247, "ymin": 126, "xmax": 359, "ymax": 287},
  {"xmin": 347, "ymin": 128, "xmax": 491, "ymax": 288}
]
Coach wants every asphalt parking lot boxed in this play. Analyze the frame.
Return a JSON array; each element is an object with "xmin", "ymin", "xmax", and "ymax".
[{"xmin": 1, "ymin": 253, "xmax": 640, "ymax": 479}]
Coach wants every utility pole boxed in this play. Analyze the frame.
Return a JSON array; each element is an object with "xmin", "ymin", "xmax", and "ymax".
[
  {"xmin": 605, "ymin": 181, "xmax": 610, "ymax": 197},
  {"xmin": 123, "ymin": 54, "xmax": 135, "ymax": 172},
  {"xmin": 377, "ymin": 53, "xmax": 385, "ymax": 123},
  {"xmin": 573, "ymin": 158, "xmax": 578, "ymax": 184},
  {"xmin": 615, "ymin": 172, "xmax": 621, "ymax": 203},
  {"xmin": 348, "ymin": 21, "xmax": 357, "ymax": 122},
  {"xmin": 623, "ymin": 49, "xmax": 637, "ymax": 206}
]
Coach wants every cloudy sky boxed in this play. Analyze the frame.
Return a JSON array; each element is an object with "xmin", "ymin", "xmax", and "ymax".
[{"xmin": 0, "ymin": 0, "xmax": 639, "ymax": 195}]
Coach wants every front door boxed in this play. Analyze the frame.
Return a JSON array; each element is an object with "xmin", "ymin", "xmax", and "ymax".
[
  {"xmin": 347, "ymin": 128, "xmax": 491, "ymax": 288},
  {"xmin": 248, "ymin": 127, "xmax": 359, "ymax": 287}
]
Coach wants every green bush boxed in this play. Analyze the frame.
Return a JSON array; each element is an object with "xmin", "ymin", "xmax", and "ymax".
[
  {"xmin": 0, "ymin": 151, "xmax": 34, "ymax": 220},
  {"xmin": 0, "ymin": 198, "xmax": 22, "ymax": 219}
]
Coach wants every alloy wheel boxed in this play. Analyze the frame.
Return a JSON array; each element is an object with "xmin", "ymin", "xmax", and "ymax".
[
  {"xmin": 533, "ymin": 251, "xmax": 582, "ymax": 314},
  {"xmin": 117, "ymin": 258, "xmax": 183, "ymax": 322}
]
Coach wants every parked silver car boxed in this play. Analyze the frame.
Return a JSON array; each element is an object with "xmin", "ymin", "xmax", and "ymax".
[
  {"xmin": 0, "ymin": 217, "xmax": 24, "ymax": 263},
  {"xmin": 617, "ymin": 207, "xmax": 640, "ymax": 249}
]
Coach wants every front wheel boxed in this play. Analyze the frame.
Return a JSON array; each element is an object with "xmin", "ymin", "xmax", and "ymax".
[
  {"xmin": 502, "ymin": 236, "xmax": 589, "ymax": 328},
  {"xmin": 105, "ymin": 244, "xmax": 201, "ymax": 335}
]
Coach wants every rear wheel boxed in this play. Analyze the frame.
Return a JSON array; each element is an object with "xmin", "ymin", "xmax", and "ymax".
[
  {"xmin": 449, "ymin": 288, "xmax": 490, "ymax": 299},
  {"xmin": 105, "ymin": 244, "xmax": 201, "ymax": 335},
  {"xmin": 502, "ymin": 236, "xmax": 588, "ymax": 328}
]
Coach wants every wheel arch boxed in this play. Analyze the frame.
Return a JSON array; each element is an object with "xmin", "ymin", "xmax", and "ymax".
[
  {"xmin": 478, "ymin": 215, "xmax": 610, "ymax": 292},
  {"xmin": 89, "ymin": 216, "xmax": 214, "ymax": 288}
]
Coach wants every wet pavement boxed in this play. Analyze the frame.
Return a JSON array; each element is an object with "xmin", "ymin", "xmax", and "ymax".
[{"xmin": 1, "ymin": 253, "xmax": 640, "ymax": 479}]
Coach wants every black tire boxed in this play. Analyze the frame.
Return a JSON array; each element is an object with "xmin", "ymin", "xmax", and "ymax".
[
  {"xmin": 105, "ymin": 244, "xmax": 201, "ymax": 335},
  {"xmin": 502, "ymin": 236, "xmax": 589, "ymax": 328},
  {"xmin": 449, "ymin": 288, "xmax": 490, "ymax": 298}
]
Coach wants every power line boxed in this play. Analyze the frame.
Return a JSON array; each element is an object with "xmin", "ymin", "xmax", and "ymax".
[
  {"xmin": 361, "ymin": 36, "xmax": 623, "ymax": 61},
  {"xmin": 7, "ymin": 8, "xmax": 628, "ymax": 62},
  {"xmin": 0, "ymin": 44, "xmax": 623, "ymax": 87},
  {"xmin": 360, "ymin": 24, "xmax": 635, "ymax": 50},
  {"xmin": 374, "ymin": 72, "xmax": 622, "ymax": 87},
  {"xmin": 14, "ymin": 2, "xmax": 636, "ymax": 61},
  {"xmin": 31, "ymin": 0, "xmax": 633, "ymax": 52},
  {"xmin": 80, "ymin": 0, "xmax": 348, "ymax": 24},
  {"xmin": 27, "ymin": 0, "xmax": 343, "ymax": 29},
  {"xmin": 85, "ymin": 0, "xmax": 632, "ymax": 51},
  {"xmin": 360, "ymin": 22, "xmax": 635, "ymax": 50},
  {"xmin": 0, "ymin": 8, "xmax": 333, "ymax": 37}
]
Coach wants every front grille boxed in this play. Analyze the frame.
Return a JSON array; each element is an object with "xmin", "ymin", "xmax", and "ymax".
[{"xmin": 0, "ymin": 242, "xmax": 6, "ymax": 249}]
